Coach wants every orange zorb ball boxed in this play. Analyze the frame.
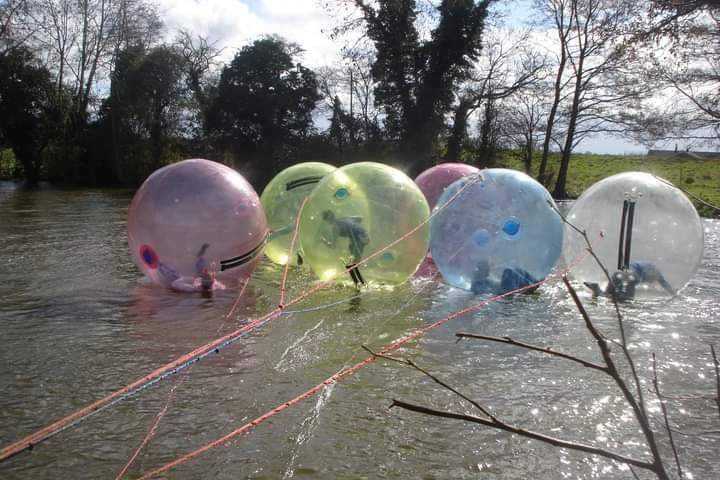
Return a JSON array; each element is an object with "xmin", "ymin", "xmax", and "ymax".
[{"xmin": 127, "ymin": 159, "xmax": 268, "ymax": 292}]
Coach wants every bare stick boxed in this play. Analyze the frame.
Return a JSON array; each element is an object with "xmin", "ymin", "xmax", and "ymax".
[
  {"xmin": 390, "ymin": 399, "xmax": 655, "ymax": 471},
  {"xmin": 455, "ymin": 333, "xmax": 608, "ymax": 373},
  {"xmin": 652, "ymin": 353, "xmax": 683, "ymax": 479},
  {"xmin": 362, "ymin": 345, "xmax": 496, "ymax": 420},
  {"xmin": 563, "ymin": 277, "xmax": 669, "ymax": 480},
  {"xmin": 712, "ymin": 345, "xmax": 720, "ymax": 420},
  {"xmin": 551, "ymin": 202, "xmax": 652, "ymax": 438}
]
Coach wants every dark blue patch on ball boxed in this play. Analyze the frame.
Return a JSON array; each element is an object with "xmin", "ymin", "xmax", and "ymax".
[
  {"xmin": 140, "ymin": 245, "xmax": 159, "ymax": 269},
  {"xmin": 503, "ymin": 218, "xmax": 520, "ymax": 236}
]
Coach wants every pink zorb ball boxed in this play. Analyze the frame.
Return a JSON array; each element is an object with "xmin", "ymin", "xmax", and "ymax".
[
  {"xmin": 414, "ymin": 163, "xmax": 480, "ymax": 277},
  {"xmin": 415, "ymin": 163, "xmax": 480, "ymax": 210},
  {"xmin": 127, "ymin": 159, "xmax": 268, "ymax": 291}
]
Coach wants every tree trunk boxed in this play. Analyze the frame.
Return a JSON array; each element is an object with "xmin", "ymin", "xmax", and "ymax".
[
  {"xmin": 538, "ymin": 47, "xmax": 567, "ymax": 186},
  {"xmin": 445, "ymin": 98, "xmax": 472, "ymax": 161},
  {"xmin": 524, "ymin": 135, "xmax": 533, "ymax": 173},
  {"xmin": 553, "ymin": 55, "xmax": 585, "ymax": 199},
  {"xmin": 17, "ymin": 146, "xmax": 40, "ymax": 188}
]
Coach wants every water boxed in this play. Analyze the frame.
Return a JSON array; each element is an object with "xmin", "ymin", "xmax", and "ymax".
[{"xmin": 0, "ymin": 181, "xmax": 718, "ymax": 479}]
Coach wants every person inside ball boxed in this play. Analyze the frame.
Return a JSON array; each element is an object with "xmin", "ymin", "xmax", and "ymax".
[
  {"xmin": 321, "ymin": 210, "xmax": 369, "ymax": 285},
  {"xmin": 584, "ymin": 261, "xmax": 675, "ymax": 300},
  {"xmin": 470, "ymin": 259, "xmax": 539, "ymax": 295}
]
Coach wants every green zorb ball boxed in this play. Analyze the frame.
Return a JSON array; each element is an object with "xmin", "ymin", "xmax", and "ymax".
[
  {"xmin": 261, "ymin": 162, "xmax": 336, "ymax": 265},
  {"xmin": 299, "ymin": 162, "xmax": 430, "ymax": 286}
]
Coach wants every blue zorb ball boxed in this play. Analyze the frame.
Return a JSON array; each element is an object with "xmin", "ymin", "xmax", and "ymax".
[{"xmin": 430, "ymin": 169, "xmax": 563, "ymax": 294}]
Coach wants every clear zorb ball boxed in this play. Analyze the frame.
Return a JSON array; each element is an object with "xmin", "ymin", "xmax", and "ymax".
[
  {"xmin": 260, "ymin": 162, "xmax": 336, "ymax": 266},
  {"xmin": 127, "ymin": 159, "xmax": 268, "ymax": 291},
  {"xmin": 298, "ymin": 162, "xmax": 430, "ymax": 286},
  {"xmin": 564, "ymin": 172, "xmax": 704, "ymax": 297},
  {"xmin": 430, "ymin": 168, "xmax": 564, "ymax": 294}
]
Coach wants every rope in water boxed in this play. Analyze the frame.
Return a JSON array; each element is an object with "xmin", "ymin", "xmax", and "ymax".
[
  {"xmin": 115, "ymin": 199, "xmax": 310, "ymax": 478},
  {"xmin": 135, "ymin": 252, "xmax": 588, "ymax": 480},
  {"xmin": 0, "ymin": 173, "xmax": 483, "ymax": 463},
  {"xmin": 114, "ymin": 278, "xmax": 252, "ymax": 480}
]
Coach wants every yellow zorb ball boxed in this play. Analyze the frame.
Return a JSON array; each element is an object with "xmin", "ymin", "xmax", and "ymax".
[
  {"xmin": 261, "ymin": 162, "xmax": 336, "ymax": 265},
  {"xmin": 298, "ymin": 162, "xmax": 430, "ymax": 286}
]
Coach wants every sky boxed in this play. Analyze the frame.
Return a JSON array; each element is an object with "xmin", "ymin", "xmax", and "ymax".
[{"xmin": 157, "ymin": 0, "xmax": 650, "ymax": 154}]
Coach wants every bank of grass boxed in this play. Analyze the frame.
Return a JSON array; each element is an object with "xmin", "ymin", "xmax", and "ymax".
[{"xmin": 497, "ymin": 151, "xmax": 720, "ymax": 218}]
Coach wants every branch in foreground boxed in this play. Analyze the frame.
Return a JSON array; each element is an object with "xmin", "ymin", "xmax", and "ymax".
[
  {"xmin": 361, "ymin": 345, "xmax": 496, "ymax": 420},
  {"xmin": 652, "ymin": 353, "xmax": 684, "ymax": 479},
  {"xmin": 454, "ymin": 332, "xmax": 607, "ymax": 373},
  {"xmin": 550, "ymin": 203, "xmax": 654, "ymax": 454},
  {"xmin": 563, "ymin": 277, "xmax": 669, "ymax": 480},
  {"xmin": 390, "ymin": 399, "xmax": 655, "ymax": 471}
]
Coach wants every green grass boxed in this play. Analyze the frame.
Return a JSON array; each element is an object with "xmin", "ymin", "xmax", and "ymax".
[
  {"xmin": 497, "ymin": 151, "xmax": 720, "ymax": 218},
  {"xmin": 0, "ymin": 148, "xmax": 17, "ymax": 180}
]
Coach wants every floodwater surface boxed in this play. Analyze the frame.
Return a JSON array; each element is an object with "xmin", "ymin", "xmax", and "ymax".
[{"xmin": 0, "ymin": 181, "xmax": 718, "ymax": 479}]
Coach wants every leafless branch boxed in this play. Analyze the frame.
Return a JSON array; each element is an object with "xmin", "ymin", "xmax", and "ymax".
[
  {"xmin": 454, "ymin": 332, "xmax": 607, "ymax": 372},
  {"xmin": 652, "ymin": 353, "xmax": 684, "ymax": 479},
  {"xmin": 390, "ymin": 399, "xmax": 655, "ymax": 471},
  {"xmin": 362, "ymin": 345, "xmax": 496, "ymax": 420}
]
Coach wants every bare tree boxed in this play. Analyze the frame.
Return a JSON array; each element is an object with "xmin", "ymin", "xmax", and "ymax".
[
  {"xmin": 498, "ymin": 90, "xmax": 547, "ymax": 173},
  {"xmin": 0, "ymin": 0, "xmax": 35, "ymax": 53},
  {"xmin": 628, "ymin": 4, "xmax": 720, "ymax": 147},
  {"xmin": 445, "ymin": 29, "xmax": 546, "ymax": 163},
  {"xmin": 551, "ymin": 0, "xmax": 638, "ymax": 198},
  {"xmin": 535, "ymin": 0, "xmax": 575, "ymax": 185}
]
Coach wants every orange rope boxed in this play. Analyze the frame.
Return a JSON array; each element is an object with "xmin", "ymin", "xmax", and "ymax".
[
  {"xmin": 279, "ymin": 198, "xmax": 308, "ymax": 306},
  {"xmin": 114, "ymin": 278, "xmax": 251, "ymax": 479},
  {"xmin": 0, "ymin": 174, "xmax": 482, "ymax": 463},
  {"xmin": 135, "ymin": 260, "xmax": 583, "ymax": 480}
]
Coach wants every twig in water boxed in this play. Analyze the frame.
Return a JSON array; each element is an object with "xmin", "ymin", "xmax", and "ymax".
[{"xmin": 652, "ymin": 353, "xmax": 684, "ymax": 479}]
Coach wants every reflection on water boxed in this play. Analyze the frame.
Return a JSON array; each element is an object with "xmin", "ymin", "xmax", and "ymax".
[{"xmin": 0, "ymin": 181, "xmax": 719, "ymax": 479}]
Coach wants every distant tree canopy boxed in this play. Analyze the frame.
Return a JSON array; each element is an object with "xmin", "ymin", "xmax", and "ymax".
[
  {"xmin": 89, "ymin": 44, "xmax": 190, "ymax": 184},
  {"xmin": 351, "ymin": 0, "xmax": 493, "ymax": 173},
  {"xmin": 0, "ymin": 47, "xmax": 56, "ymax": 187},
  {"xmin": 207, "ymin": 37, "xmax": 322, "ymax": 184},
  {"xmin": 0, "ymin": 0, "xmax": 717, "ymax": 194}
]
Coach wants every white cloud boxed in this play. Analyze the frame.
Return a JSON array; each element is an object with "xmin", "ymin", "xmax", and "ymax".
[{"xmin": 158, "ymin": 0, "xmax": 342, "ymax": 67}]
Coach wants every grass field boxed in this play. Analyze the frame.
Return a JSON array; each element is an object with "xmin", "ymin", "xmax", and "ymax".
[
  {"xmin": 497, "ymin": 151, "xmax": 720, "ymax": 218},
  {"xmin": 1, "ymin": 147, "xmax": 718, "ymax": 217}
]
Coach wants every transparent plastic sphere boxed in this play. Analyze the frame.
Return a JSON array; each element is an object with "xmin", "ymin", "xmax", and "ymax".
[
  {"xmin": 260, "ymin": 162, "xmax": 336, "ymax": 265},
  {"xmin": 414, "ymin": 162, "xmax": 480, "ymax": 277},
  {"xmin": 564, "ymin": 172, "xmax": 704, "ymax": 296},
  {"xmin": 127, "ymin": 159, "xmax": 267, "ymax": 291},
  {"xmin": 431, "ymin": 168, "xmax": 563, "ymax": 294},
  {"xmin": 415, "ymin": 162, "xmax": 480, "ymax": 209},
  {"xmin": 299, "ymin": 162, "xmax": 430, "ymax": 286}
]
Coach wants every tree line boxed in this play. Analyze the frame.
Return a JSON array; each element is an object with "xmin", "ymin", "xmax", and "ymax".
[{"xmin": 0, "ymin": 0, "xmax": 717, "ymax": 194}]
